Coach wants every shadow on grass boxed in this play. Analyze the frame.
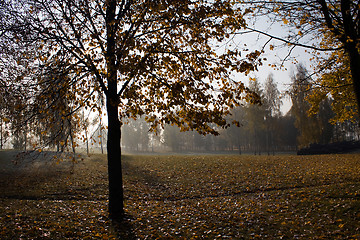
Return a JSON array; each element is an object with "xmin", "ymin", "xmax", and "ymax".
[
  {"xmin": 111, "ymin": 214, "xmax": 137, "ymax": 240},
  {"xmin": 122, "ymin": 156, "xmax": 171, "ymax": 198}
]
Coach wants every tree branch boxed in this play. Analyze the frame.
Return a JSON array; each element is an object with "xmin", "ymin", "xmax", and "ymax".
[{"xmin": 241, "ymin": 26, "xmax": 343, "ymax": 51}]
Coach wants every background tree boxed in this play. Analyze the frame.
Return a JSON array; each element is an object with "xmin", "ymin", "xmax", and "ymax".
[
  {"xmin": 80, "ymin": 109, "xmax": 90, "ymax": 155},
  {"xmin": 91, "ymin": 115, "xmax": 106, "ymax": 154},
  {"xmin": 264, "ymin": 73, "xmax": 281, "ymax": 117},
  {"xmin": 0, "ymin": 0, "xmax": 34, "ymax": 150},
  {"xmin": 277, "ymin": 113, "xmax": 298, "ymax": 151},
  {"xmin": 11, "ymin": 124, "xmax": 27, "ymax": 150},
  {"xmin": 34, "ymin": 62, "xmax": 78, "ymax": 152},
  {"xmin": 290, "ymin": 64, "xmax": 327, "ymax": 147},
  {"xmin": 192, "ymin": 130, "xmax": 208, "ymax": 152},
  {"xmin": 245, "ymin": 78, "xmax": 266, "ymax": 154},
  {"xmin": 0, "ymin": 117, "xmax": 10, "ymax": 149},
  {"xmin": 122, "ymin": 118, "xmax": 150, "ymax": 152},
  {"xmin": 308, "ymin": 50, "xmax": 359, "ymax": 124},
  {"xmin": 3, "ymin": 0, "xmax": 258, "ymax": 219},
  {"xmin": 90, "ymin": 94, "xmax": 106, "ymax": 154},
  {"xmin": 242, "ymin": 0, "xmax": 360, "ymax": 119},
  {"xmin": 224, "ymin": 106, "xmax": 246, "ymax": 154},
  {"xmin": 162, "ymin": 124, "xmax": 183, "ymax": 152},
  {"xmin": 138, "ymin": 118, "xmax": 150, "ymax": 152},
  {"xmin": 263, "ymin": 73, "xmax": 282, "ymax": 154}
]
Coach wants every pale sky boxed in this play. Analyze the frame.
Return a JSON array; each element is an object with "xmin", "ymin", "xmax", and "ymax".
[{"xmin": 235, "ymin": 17, "xmax": 316, "ymax": 115}]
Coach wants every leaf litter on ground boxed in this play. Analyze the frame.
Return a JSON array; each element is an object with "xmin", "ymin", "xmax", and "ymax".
[{"xmin": 1, "ymin": 152, "xmax": 360, "ymax": 239}]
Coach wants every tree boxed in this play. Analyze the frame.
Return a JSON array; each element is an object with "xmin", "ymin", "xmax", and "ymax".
[
  {"xmin": 121, "ymin": 120, "xmax": 139, "ymax": 152},
  {"xmin": 90, "ymin": 94, "xmax": 106, "ymax": 154},
  {"xmin": 241, "ymin": 0, "xmax": 360, "ymax": 119},
  {"xmin": 162, "ymin": 124, "xmax": 183, "ymax": 152},
  {"xmin": 316, "ymin": 0, "xmax": 360, "ymax": 115},
  {"xmin": 308, "ymin": 50, "xmax": 359, "ymax": 123},
  {"xmin": 263, "ymin": 73, "xmax": 282, "ymax": 154},
  {"xmin": 225, "ymin": 106, "xmax": 246, "ymax": 154},
  {"xmin": 35, "ymin": 62, "xmax": 79, "ymax": 152},
  {"xmin": 0, "ymin": 70, "xmax": 11, "ymax": 149},
  {"xmin": 245, "ymin": 78, "xmax": 266, "ymax": 154},
  {"xmin": 137, "ymin": 118, "xmax": 151, "ymax": 152},
  {"xmin": 264, "ymin": 73, "xmax": 281, "ymax": 117},
  {"xmin": 276, "ymin": 113, "xmax": 298, "ymax": 151},
  {"xmin": 0, "ymin": 117, "xmax": 10, "ymax": 149},
  {"xmin": 11, "ymin": 124, "xmax": 27, "ymax": 150},
  {"xmin": 289, "ymin": 64, "xmax": 332, "ymax": 147},
  {"xmin": 80, "ymin": 109, "xmax": 90, "ymax": 155},
  {"xmin": 91, "ymin": 115, "xmax": 106, "ymax": 154},
  {"xmin": 3, "ymin": 0, "xmax": 258, "ymax": 219},
  {"xmin": 122, "ymin": 117, "xmax": 150, "ymax": 152}
]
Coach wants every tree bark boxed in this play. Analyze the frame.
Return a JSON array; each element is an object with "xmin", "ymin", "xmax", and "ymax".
[
  {"xmin": 107, "ymin": 99, "xmax": 124, "ymax": 220},
  {"xmin": 347, "ymin": 47, "xmax": 360, "ymax": 121},
  {"xmin": 0, "ymin": 119, "xmax": 3, "ymax": 150},
  {"xmin": 340, "ymin": 0, "xmax": 360, "ymax": 121}
]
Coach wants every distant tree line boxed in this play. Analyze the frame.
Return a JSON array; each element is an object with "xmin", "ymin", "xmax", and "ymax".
[
  {"xmin": 121, "ymin": 64, "xmax": 360, "ymax": 154},
  {"xmin": 1, "ymin": 63, "xmax": 359, "ymax": 154}
]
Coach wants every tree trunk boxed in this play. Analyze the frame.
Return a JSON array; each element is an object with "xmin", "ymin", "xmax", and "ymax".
[
  {"xmin": 340, "ymin": 0, "xmax": 360, "ymax": 121},
  {"xmin": 24, "ymin": 126, "xmax": 27, "ymax": 151},
  {"xmin": 105, "ymin": 0, "xmax": 124, "ymax": 220},
  {"xmin": 85, "ymin": 128, "xmax": 89, "ymax": 155},
  {"xmin": 0, "ymin": 119, "xmax": 3, "ymax": 150},
  {"xmin": 83, "ymin": 110, "xmax": 89, "ymax": 155},
  {"xmin": 347, "ymin": 47, "xmax": 360, "ymax": 121},
  {"xmin": 106, "ymin": 99, "xmax": 124, "ymax": 220},
  {"xmin": 99, "ymin": 118, "xmax": 104, "ymax": 154},
  {"xmin": 68, "ymin": 119, "xmax": 76, "ymax": 158}
]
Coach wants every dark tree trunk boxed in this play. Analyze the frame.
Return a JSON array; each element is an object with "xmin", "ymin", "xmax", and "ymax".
[
  {"xmin": 347, "ymin": 46, "xmax": 360, "ymax": 120},
  {"xmin": 105, "ymin": 0, "xmax": 124, "ymax": 220},
  {"xmin": 340, "ymin": 0, "xmax": 360, "ymax": 121},
  {"xmin": 107, "ymin": 99, "xmax": 124, "ymax": 220},
  {"xmin": 0, "ymin": 119, "xmax": 3, "ymax": 150}
]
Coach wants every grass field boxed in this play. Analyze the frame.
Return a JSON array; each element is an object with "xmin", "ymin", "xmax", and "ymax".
[{"xmin": 1, "ymin": 151, "xmax": 360, "ymax": 239}]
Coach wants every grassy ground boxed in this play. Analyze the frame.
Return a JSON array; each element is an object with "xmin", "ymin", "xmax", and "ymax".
[{"xmin": 1, "ymin": 151, "xmax": 360, "ymax": 239}]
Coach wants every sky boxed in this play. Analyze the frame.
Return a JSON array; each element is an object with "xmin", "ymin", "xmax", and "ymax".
[{"xmin": 233, "ymin": 18, "xmax": 316, "ymax": 115}]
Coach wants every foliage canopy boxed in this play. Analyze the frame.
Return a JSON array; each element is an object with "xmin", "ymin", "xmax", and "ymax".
[{"xmin": 1, "ymin": 0, "xmax": 259, "ymax": 218}]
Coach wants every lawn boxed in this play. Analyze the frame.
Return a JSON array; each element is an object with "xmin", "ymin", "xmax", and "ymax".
[{"xmin": 1, "ymin": 151, "xmax": 360, "ymax": 239}]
